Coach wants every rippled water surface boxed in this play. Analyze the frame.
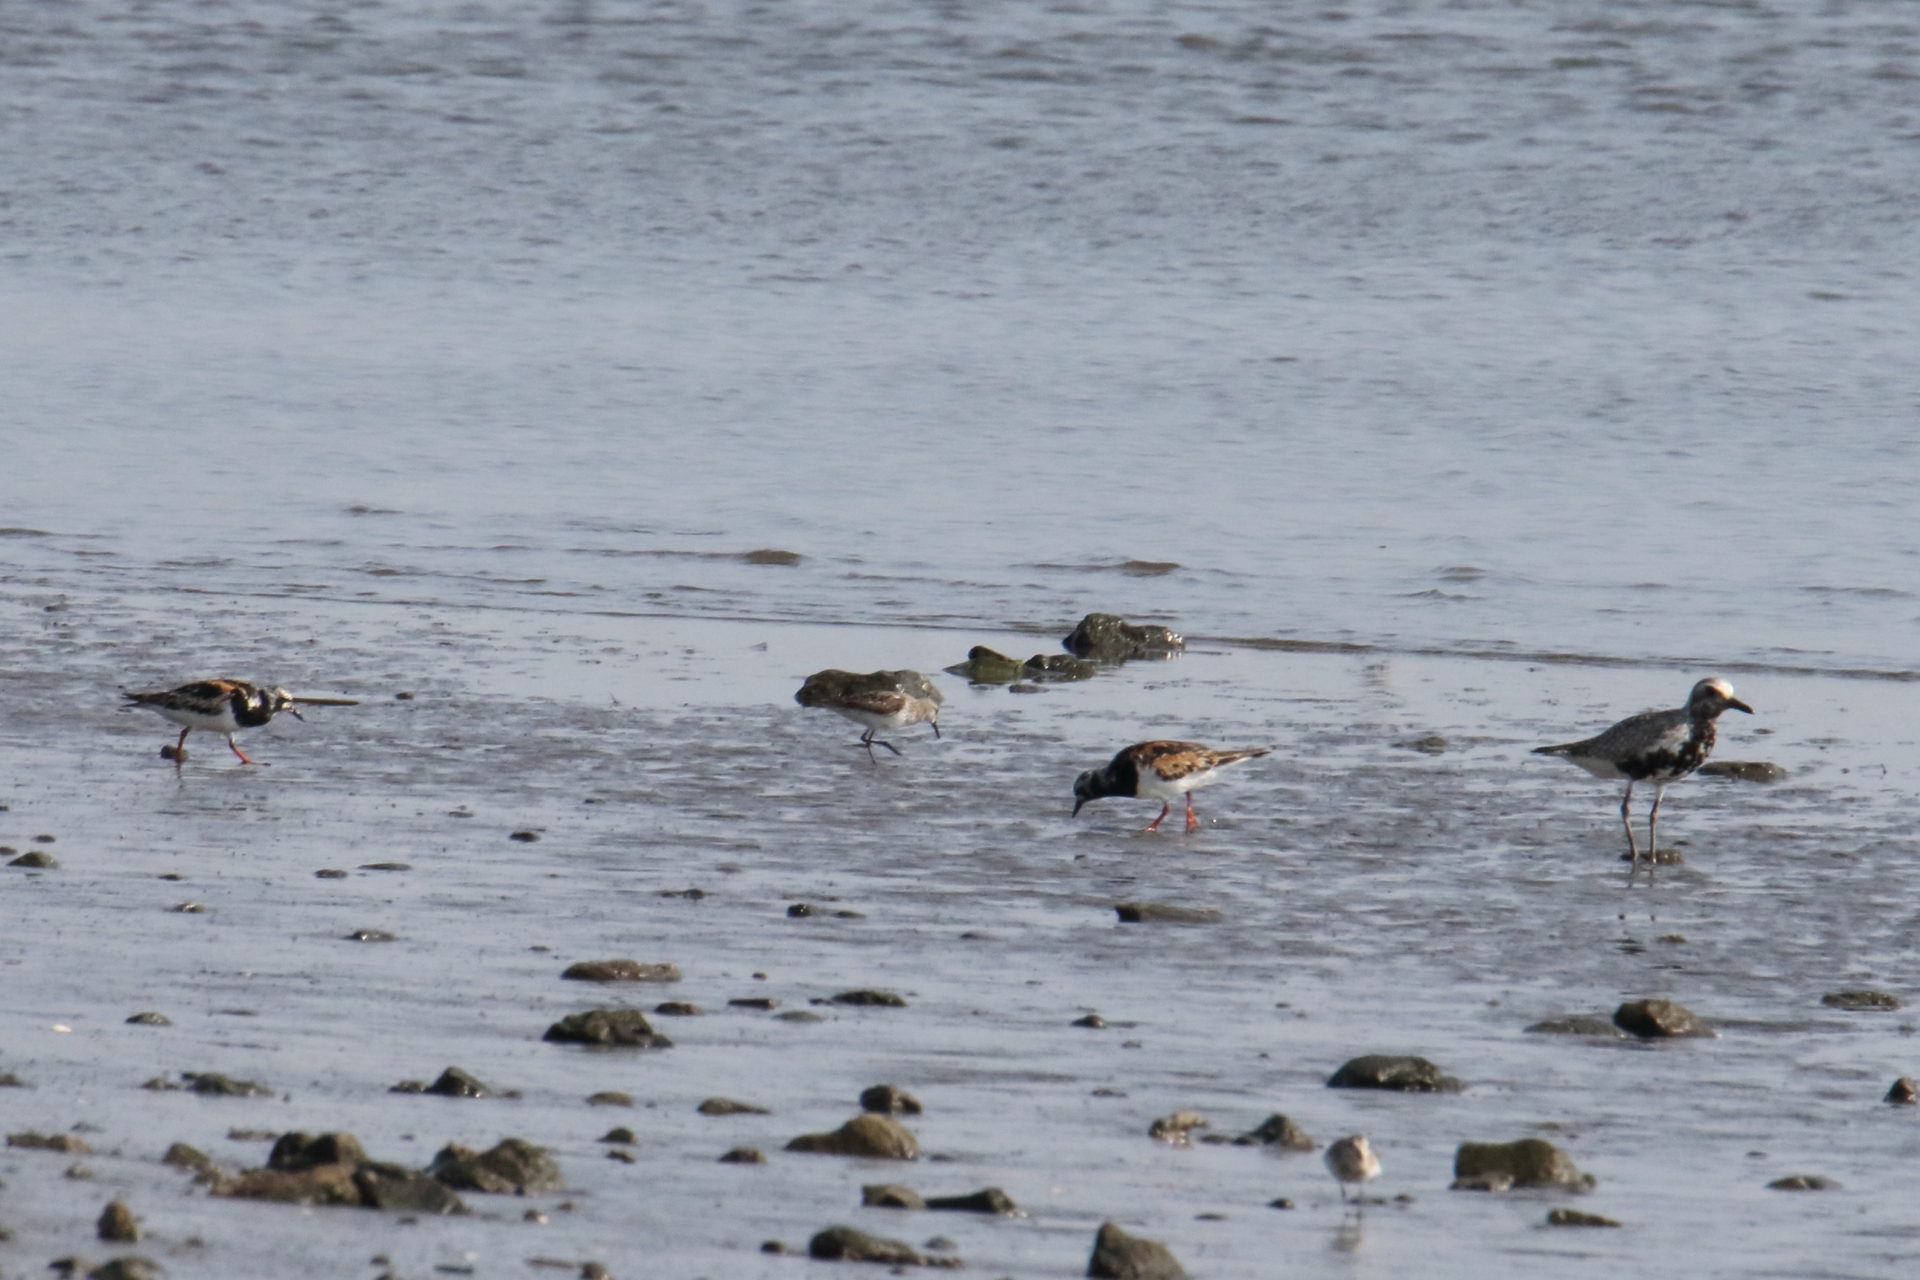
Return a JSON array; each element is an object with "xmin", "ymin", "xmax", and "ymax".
[{"xmin": 4, "ymin": 0, "xmax": 1920, "ymax": 1276}]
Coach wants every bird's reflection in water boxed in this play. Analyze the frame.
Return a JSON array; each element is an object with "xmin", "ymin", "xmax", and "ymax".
[{"xmin": 1332, "ymin": 1216, "xmax": 1366, "ymax": 1254}]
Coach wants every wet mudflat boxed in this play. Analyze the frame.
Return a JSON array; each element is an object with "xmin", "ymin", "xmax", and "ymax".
[{"xmin": 3, "ymin": 598, "xmax": 1919, "ymax": 1279}]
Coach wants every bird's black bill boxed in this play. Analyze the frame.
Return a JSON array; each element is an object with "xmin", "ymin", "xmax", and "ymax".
[
  {"xmin": 284, "ymin": 706, "xmax": 306, "ymax": 722},
  {"xmin": 1072, "ymin": 798, "xmax": 1085, "ymax": 817},
  {"xmin": 292, "ymin": 696, "xmax": 361, "ymax": 706},
  {"xmin": 1729, "ymin": 698, "xmax": 1754, "ymax": 714}
]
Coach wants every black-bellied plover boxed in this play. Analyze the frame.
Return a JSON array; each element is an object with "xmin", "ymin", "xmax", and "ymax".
[
  {"xmin": 1533, "ymin": 677, "xmax": 1754, "ymax": 872},
  {"xmin": 794, "ymin": 669, "xmax": 943, "ymax": 761},
  {"xmin": 123, "ymin": 679, "xmax": 357, "ymax": 764},
  {"xmin": 1071, "ymin": 741, "xmax": 1270, "ymax": 832},
  {"xmin": 1325, "ymin": 1134, "xmax": 1380, "ymax": 1204}
]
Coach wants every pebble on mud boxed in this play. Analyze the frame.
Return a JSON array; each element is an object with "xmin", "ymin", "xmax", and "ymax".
[
  {"xmin": 348, "ymin": 929, "xmax": 398, "ymax": 942},
  {"xmin": 826, "ymin": 989, "xmax": 908, "ymax": 1007},
  {"xmin": 1062, "ymin": 613, "xmax": 1185, "ymax": 663},
  {"xmin": 561, "ymin": 960, "xmax": 682, "ymax": 983},
  {"xmin": 862, "ymin": 1183, "xmax": 927, "ymax": 1210},
  {"xmin": 510, "ymin": 830, "xmax": 541, "ymax": 842},
  {"xmin": 422, "ymin": 1067, "xmax": 495, "ymax": 1098},
  {"xmin": 588, "ymin": 1092, "xmax": 633, "ymax": 1108},
  {"xmin": 729, "ymin": 997, "xmax": 778, "ymax": 1010},
  {"xmin": 719, "ymin": 1147, "xmax": 768, "ymax": 1164},
  {"xmin": 8, "ymin": 1131, "xmax": 91, "ymax": 1153},
  {"xmin": 1822, "ymin": 990, "xmax": 1901, "ymax": 1011},
  {"xmin": 1148, "ymin": 1111, "xmax": 1208, "ymax": 1145},
  {"xmin": 599, "ymin": 1128, "xmax": 636, "ymax": 1145},
  {"xmin": 430, "ymin": 1138, "xmax": 564, "ymax": 1194},
  {"xmin": 699, "ymin": 1097, "xmax": 770, "ymax": 1115},
  {"xmin": 1073, "ymin": 1014, "xmax": 1108, "ymax": 1028},
  {"xmin": 926, "ymin": 1188, "xmax": 1019, "ymax": 1215},
  {"xmin": 860, "ymin": 1085, "xmax": 923, "ymax": 1115},
  {"xmin": 1546, "ymin": 1208, "xmax": 1622, "ymax": 1227},
  {"xmin": 1233, "ymin": 1114, "xmax": 1315, "ymax": 1150},
  {"xmin": 96, "ymin": 1201, "xmax": 140, "ymax": 1242},
  {"xmin": 271, "ymin": 1132, "xmax": 369, "ymax": 1171},
  {"xmin": 1114, "ymin": 903, "xmax": 1223, "ymax": 925},
  {"xmin": 7, "ymin": 850, "xmax": 58, "ymax": 868},
  {"xmin": 1394, "ymin": 735, "xmax": 1449, "ymax": 755},
  {"xmin": 184, "ymin": 1072, "xmax": 271, "ymax": 1097},
  {"xmin": 125, "ymin": 1012, "xmax": 172, "ymax": 1026},
  {"xmin": 653, "ymin": 1001, "xmax": 702, "ymax": 1016},
  {"xmin": 787, "ymin": 1114, "xmax": 919, "ymax": 1160},
  {"xmin": 808, "ymin": 1225, "xmax": 958, "ymax": 1267},
  {"xmin": 1454, "ymin": 1139, "xmax": 1595, "ymax": 1191},
  {"xmin": 1697, "ymin": 760, "xmax": 1788, "ymax": 783},
  {"xmin": 1326, "ymin": 1055, "xmax": 1464, "ymax": 1092},
  {"xmin": 1613, "ymin": 999, "xmax": 1714, "ymax": 1038},
  {"xmin": 1087, "ymin": 1220, "xmax": 1188, "ymax": 1280},
  {"xmin": 779, "ymin": 1010, "xmax": 825, "ymax": 1022},
  {"xmin": 163, "ymin": 1141, "xmax": 215, "ymax": 1173},
  {"xmin": 1886, "ymin": 1077, "xmax": 1918, "ymax": 1105},
  {"xmin": 1769, "ymin": 1175, "xmax": 1841, "ymax": 1191},
  {"xmin": 315, "ymin": 868, "xmax": 349, "ymax": 879},
  {"xmin": 542, "ymin": 1009, "xmax": 674, "ymax": 1048},
  {"xmin": 86, "ymin": 1259, "xmax": 163, "ymax": 1280},
  {"xmin": 0, "ymin": 1070, "xmax": 25, "ymax": 1086}
]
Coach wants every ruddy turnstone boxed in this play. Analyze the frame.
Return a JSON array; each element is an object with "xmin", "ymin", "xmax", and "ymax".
[
  {"xmin": 1071, "ymin": 740, "xmax": 1270, "ymax": 831},
  {"xmin": 122, "ymin": 679, "xmax": 356, "ymax": 764},
  {"xmin": 1533, "ymin": 677, "xmax": 1754, "ymax": 872},
  {"xmin": 794, "ymin": 669, "xmax": 943, "ymax": 761},
  {"xmin": 1325, "ymin": 1134, "xmax": 1380, "ymax": 1204}
]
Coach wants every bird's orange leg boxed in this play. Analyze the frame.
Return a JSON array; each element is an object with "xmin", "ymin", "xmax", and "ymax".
[
  {"xmin": 227, "ymin": 735, "xmax": 264, "ymax": 766},
  {"xmin": 1143, "ymin": 802, "xmax": 1171, "ymax": 832},
  {"xmin": 1185, "ymin": 793, "xmax": 1200, "ymax": 831}
]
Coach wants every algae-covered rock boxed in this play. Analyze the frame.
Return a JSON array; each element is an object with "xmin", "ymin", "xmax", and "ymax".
[
  {"xmin": 1326, "ymin": 1055, "xmax": 1462, "ymax": 1092},
  {"xmin": 212, "ymin": 1163, "xmax": 362, "ymax": 1205},
  {"xmin": 699, "ymin": 1097, "xmax": 770, "ymax": 1116},
  {"xmin": 428, "ymin": 1138, "xmax": 563, "ymax": 1194},
  {"xmin": 1613, "ymin": 999, "xmax": 1712, "ymax": 1038},
  {"xmin": 543, "ymin": 1008, "xmax": 674, "ymax": 1048},
  {"xmin": 268, "ymin": 1132, "xmax": 367, "ymax": 1172},
  {"xmin": 1769, "ymin": 1174, "xmax": 1840, "ymax": 1191},
  {"xmin": 96, "ymin": 1201, "xmax": 140, "ymax": 1242},
  {"xmin": 1886, "ymin": 1077, "xmax": 1918, "ymax": 1105},
  {"xmin": 862, "ymin": 1183, "xmax": 926, "ymax": 1209},
  {"xmin": 1524, "ymin": 1017, "xmax": 1628, "ymax": 1038},
  {"xmin": 423, "ymin": 1067, "xmax": 496, "ymax": 1097},
  {"xmin": 926, "ymin": 1187, "xmax": 1019, "ymax": 1214},
  {"xmin": 354, "ymin": 1162, "xmax": 468, "ymax": 1213},
  {"xmin": 859, "ymin": 1084, "xmax": 923, "ymax": 1115},
  {"xmin": 1087, "ymin": 1220, "xmax": 1187, "ymax": 1280},
  {"xmin": 946, "ymin": 646, "xmax": 1027, "ymax": 684},
  {"xmin": 184, "ymin": 1072, "xmax": 270, "ymax": 1097},
  {"xmin": 1063, "ymin": 614, "xmax": 1185, "ymax": 663},
  {"xmin": 8, "ymin": 1131, "xmax": 90, "ymax": 1153},
  {"xmin": 562, "ymin": 959, "xmax": 681, "ymax": 983},
  {"xmin": 787, "ymin": 1113, "xmax": 919, "ymax": 1160},
  {"xmin": 809, "ymin": 1225, "xmax": 955, "ymax": 1266},
  {"xmin": 1115, "ymin": 902, "xmax": 1223, "ymax": 924},
  {"xmin": 1454, "ymin": 1139, "xmax": 1594, "ymax": 1190},
  {"xmin": 829, "ymin": 989, "xmax": 908, "ymax": 1007},
  {"xmin": 162, "ymin": 1142, "xmax": 214, "ymax": 1173},
  {"xmin": 1822, "ymin": 990, "xmax": 1901, "ymax": 1011},
  {"xmin": 1147, "ymin": 1111, "xmax": 1208, "ymax": 1144},
  {"xmin": 1233, "ymin": 1114, "xmax": 1315, "ymax": 1150},
  {"xmin": 1546, "ymin": 1208, "xmax": 1621, "ymax": 1227}
]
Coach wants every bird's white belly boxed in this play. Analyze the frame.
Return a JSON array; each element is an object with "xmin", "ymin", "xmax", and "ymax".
[
  {"xmin": 1136, "ymin": 768, "xmax": 1215, "ymax": 800},
  {"xmin": 146, "ymin": 705, "xmax": 241, "ymax": 734},
  {"xmin": 828, "ymin": 705, "xmax": 914, "ymax": 733},
  {"xmin": 1563, "ymin": 755, "xmax": 1628, "ymax": 780}
]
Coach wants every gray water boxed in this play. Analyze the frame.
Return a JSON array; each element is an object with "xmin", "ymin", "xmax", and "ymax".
[{"xmin": 4, "ymin": 0, "xmax": 1920, "ymax": 1276}]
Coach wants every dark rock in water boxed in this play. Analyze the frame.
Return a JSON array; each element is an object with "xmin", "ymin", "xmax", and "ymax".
[
  {"xmin": 141, "ymin": 1077, "xmax": 180, "ymax": 1092},
  {"xmin": 1022, "ymin": 653, "xmax": 1098, "ymax": 680},
  {"xmin": 314, "ymin": 868, "xmax": 348, "ymax": 879},
  {"xmin": 389, "ymin": 1080, "xmax": 428, "ymax": 1094},
  {"xmin": 1698, "ymin": 760, "xmax": 1788, "ymax": 783},
  {"xmin": 1886, "ymin": 1077, "xmax": 1918, "ymax": 1105},
  {"xmin": 1769, "ymin": 1174, "xmax": 1840, "ymax": 1191},
  {"xmin": 510, "ymin": 830, "xmax": 541, "ymax": 842},
  {"xmin": 761, "ymin": 1240, "xmax": 787, "ymax": 1254},
  {"xmin": 830, "ymin": 989, "xmax": 907, "ymax": 1007},
  {"xmin": 1062, "ymin": 614, "xmax": 1185, "ymax": 663},
  {"xmin": 86, "ymin": 1259, "xmax": 164, "ymax": 1280},
  {"xmin": 1268, "ymin": 1198, "xmax": 1294, "ymax": 1210},
  {"xmin": 1454, "ymin": 1139, "xmax": 1594, "ymax": 1190},
  {"xmin": 787, "ymin": 1114, "xmax": 919, "ymax": 1160},
  {"xmin": 65, "ymin": 1163, "xmax": 96, "ymax": 1180},
  {"xmin": 946, "ymin": 646, "xmax": 1027, "ymax": 684},
  {"xmin": 741, "ymin": 548, "xmax": 802, "ymax": 565},
  {"xmin": 1822, "ymin": 990, "xmax": 1901, "ymax": 1011},
  {"xmin": 163, "ymin": 1142, "xmax": 214, "ymax": 1172},
  {"xmin": 1233, "ymin": 1114, "xmax": 1315, "ymax": 1150},
  {"xmin": 213, "ymin": 1164, "xmax": 361, "ymax": 1205},
  {"xmin": 862, "ymin": 1183, "xmax": 926, "ymax": 1210},
  {"xmin": 778, "ymin": 1010, "xmax": 825, "ymax": 1022},
  {"xmin": 654, "ymin": 1001, "xmax": 702, "ymax": 1016},
  {"xmin": 1326, "ymin": 1055, "xmax": 1463, "ymax": 1092},
  {"xmin": 184, "ymin": 1072, "xmax": 270, "ymax": 1097},
  {"xmin": 719, "ymin": 1147, "xmax": 767, "ymax": 1164},
  {"xmin": 358, "ymin": 862, "xmax": 412, "ymax": 872},
  {"xmin": 424, "ymin": 1067, "xmax": 494, "ymax": 1098},
  {"xmin": 8, "ymin": 850, "xmax": 58, "ymax": 868},
  {"xmin": 1525, "ymin": 1017, "xmax": 1628, "ymax": 1038},
  {"xmin": 97, "ymin": 1201, "xmax": 140, "ymax": 1242},
  {"xmin": 1074, "ymin": 1014, "xmax": 1108, "ymax": 1029},
  {"xmin": 126, "ymin": 1012, "xmax": 172, "ymax": 1026},
  {"xmin": 1394, "ymin": 735, "xmax": 1449, "ymax": 756},
  {"xmin": 0, "ymin": 1070, "xmax": 26, "ymax": 1086},
  {"xmin": 860, "ymin": 1084, "xmax": 923, "ymax": 1115},
  {"xmin": 808, "ymin": 1225, "xmax": 957, "ymax": 1267},
  {"xmin": 354, "ymin": 1161, "xmax": 469, "ymax": 1214},
  {"xmin": 699, "ymin": 1097, "xmax": 769, "ymax": 1116},
  {"xmin": 562, "ymin": 959, "xmax": 681, "ymax": 983},
  {"xmin": 269, "ymin": 1132, "xmax": 368, "ymax": 1172},
  {"xmin": 1450, "ymin": 1172, "xmax": 1514, "ymax": 1192},
  {"xmin": 347, "ymin": 929, "xmax": 398, "ymax": 942},
  {"xmin": 543, "ymin": 1009, "xmax": 674, "ymax": 1048},
  {"xmin": 1546, "ymin": 1208, "xmax": 1622, "ymax": 1227},
  {"xmin": 588, "ymin": 1091, "xmax": 633, "ymax": 1107},
  {"xmin": 169, "ymin": 901, "xmax": 208, "ymax": 913},
  {"xmin": 926, "ymin": 1187, "xmax": 1019, "ymax": 1215},
  {"xmin": 1613, "ymin": 999, "xmax": 1713, "ymax": 1038},
  {"xmin": 429, "ymin": 1138, "xmax": 563, "ymax": 1194},
  {"xmin": 787, "ymin": 903, "xmax": 816, "ymax": 917},
  {"xmin": 1148, "ymin": 1112, "xmax": 1208, "ymax": 1144},
  {"xmin": 729, "ymin": 997, "xmax": 778, "ymax": 1011},
  {"xmin": 1114, "ymin": 903, "xmax": 1223, "ymax": 925},
  {"xmin": 1087, "ymin": 1220, "xmax": 1188, "ymax": 1280},
  {"xmin": 599, "ymin": 1127, "xmax": 637, "ymax": 1144}
]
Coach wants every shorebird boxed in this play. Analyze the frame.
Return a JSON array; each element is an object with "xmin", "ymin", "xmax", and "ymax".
[
  {"xmin": 1533, "ymin": 677, "xmax": 1754, "ymax": 872},
  {"xmin": 794, "ymin": 669, "xmax": 943, "ymax": 762},
  {"xmin": 123, "ymin": 679, "xmax": 357, "ymax": 764},
  {"xmin": 1325, "ymin": 1134, "xmax": 1380, "ymax": 1205},
  {"xmin": 1071, "ymin": 740, "xmax": 1269, "ymax": 831}
]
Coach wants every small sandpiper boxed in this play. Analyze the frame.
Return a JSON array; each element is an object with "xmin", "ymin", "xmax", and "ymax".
[
  {"xmin": 1071, "ymin": 740, "xmax": 1270, "ymax": 831},
  {"xmin": 123, "ymin": 679, "xmax": 357, "ymax": 764},
  {"xmin": 1533, "ymin": 677, "xmax": 1754, "ymax": 872},
  {"xmin": 794, "ymin": 669, "xmax": 943, "ymax": 761},
  {"xmin": 1325, "ymin": 1134, "xmax": 1380, "ymax": 1205}
]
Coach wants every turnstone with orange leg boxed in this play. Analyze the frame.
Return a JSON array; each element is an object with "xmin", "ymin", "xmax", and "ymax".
[
  {"xmin": 794, "ymin": 669, "xmax": 942, "ymax": 762},
  {"xmin": 123, "ymin": 679, "xmax": 357, "ymax": 764},
  {"xmin": 1072, "ymin": 740, "xmax": 1270, "ymax": 832},
  {"xmin": 1533, "ymin": 677, "xmax": 1754, "ymax": 874}
]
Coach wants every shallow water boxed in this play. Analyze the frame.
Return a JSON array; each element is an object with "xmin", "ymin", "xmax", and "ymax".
[{"xmin": 4, "ymin": 0, "xmax": 1920, "ymax": 1275}]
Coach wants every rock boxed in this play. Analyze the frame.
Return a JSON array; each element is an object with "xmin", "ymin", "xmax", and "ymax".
[
  {"xmin": 1524, "ymin": 1017, "xmax": 1628, "ymax": 1038},
  {"xmin": 97, "ymin": 1201, "xmax": 140, "ymax": 1242},
  {"xmin": 162, "ymin": 1142, "xmax": 213, "ymax": 1172},
  {"xmin": 808, "ymin": 1226, "xmax": 954, "ymax": 1267},
  {"xmin": 1232, "ymin": 1114, "xmax": 1315, "ymax": 1150},
  {"xmin": 1454, "ymin": 1139, "xmax": 1595, "ymax": 1190},
  {"xmin": 761, "ymin": 1241, "xmax": 787, "ymax": 1253},
  {"xmin": 8, "ymin": 850, "xmax": 58, "ymax": 868},
  {"xmin": 1822, "ymin": 990, "xmax": 1901, "ymax": 1011},
  {"xmin": 1268, "ymin": 1198, "xmax": 1294, "ymax": 1210},
  {"xmin": 1546, "ymin": 1208, "xmax": 1622, "ymax": 1227},
  {"xmin": 1086, "ymin": 1220, "xmax": 1188, "ymax": 1280},
  {"xmin": 424, "ymin": 1067, "xmax": 495, "ymax": 1098},
  {"xmin": 1449, "ymin": 1172, "xmax": 1514, "ymax": 1192},
  {"xmin": 543, "ymin": 1009, "xmax": 674, "ymax": 1048},
  {"xmin": 588, "ymin": 1092, "xmax": 633, "ymax": 1107},
  {"xmin": 719, "ymin": 1147, "xmax": 767, "ymax": 1164},
  {"xmin": 125, "ymin": 1012, "xmax": 172, "ymax": 1026},
  {"xmin": 945, "ymin": 646, "xmax": 1027, "ymax": 684},
  {"xmin": 1022, "ymin": 653, "xmax": 1098, "ymax": 681},
  {"xmin": 1613, "ymin": 999, "xmax": 1713, "ymax": 1038},
  {"xmin": 561, "ymin": 960, "xmax": 681, "ymax": 983},
  {"xmin": 269, "ymin": 1132, "xmax": 368, "ymax": 1172},
  {"xmin": 390, "ymin": 1080, "xmax": 428, "ymax": 1094},
  {"xmin": 1769, "ymin": 1175, "xmax": 1840, "ymax": 1191},
  {"xmin": 1326, "ymin": 1055, "xmax": 1463, "ymax": 1092},
  {"xmin": 168, "ymin": 902, "xmax": 207, "ymax": 913},
  {"xmin": 347, "ymin": 929, "xmax": 397, "ymax": 942},
  {"xmin": 1114, "ymin": 903, "xmax": 1223, "ymax": 924},
  {"xmin": 315, "ymin": 868, "xmax": 349, "ymax": 879},
  {"xmin": 66, "ymin": 1162, "xmax": 96, "ymax": 1179},
  {"xmin": 788, "ymin": 902, "xmax": 816, "ymax": 917},
  {"xmin": 729, "ymin": 997, "xmax": 777, "ymax": 1010},
  {"xmin": 699, "ymin": 1097, "xmax": 770, "ymax": 1116},
  {"xmin": 1697, "ymin": 760, "xmax": 1788, "ymax": 783},
  {"xmin": 0, "ymin": 1070, "xmax": 26, "ymax": 1086},
  {"xmin": 1062, "ymin": 614, "xmax": 1185, "ymax": 663},
  {"xmin": 926, "ymin": 1187, "xmax": 1019, "ymax": 1215},
  {"xmin": 213, "ymin": 1164, "xmax": 361, "ymax": 1205},
  {"xmin": 184, "ymin": 1072, "xmax": 270, "ymax": 1096},
  {"xmin": 7, "ymin": 1131, "xmax": 90, "ymax": 1152},
  {"xmin": 1395, "ymin": 735, "xmax": 1449, "ymax": 755},
  {"xmin": 741, "ymin": 549, "xmax": 802, "ymax": 565},
  {"xmin": 787, "ymin": 1114, "xmax": 919, "ymax": 1160},
  {"xmin": 862, "ymin": 1183, "xmax": 926, "ymax": 1209},
  {"xmin": 599, "ymin": 1127, "xmax": 636, "ymax": 1144},
  {"xmin": 510, "ymin": 830, "xmax": 541, "ymax": 842},
  {"xmin": 142, "ymin": 1077, "xmax": 180, "ymax": 1091},
  {"xmin": 429, "ymin": 1138, "xmax": 563, "ymax": 1194},
  {"xmin": 829, "ymin": 989, "xmax": 907, "ymax": 1007},
  {"xmin": 1148, "ymin": 1111, "xmax": 1208, "ymax": 1144},
  {"xmin": 1073, "ymin": 1014, "xmax": 1108, "ymax": 1029},
  {"xmin": 1886, "ymin": 1077, "xmax": 1918, "ymax": 1105},
  {"xmin": 358, "ymin": 862, "xmax": 412, "ymax": 872},
  {"xmin": 653, "ymin": 1001, "xmax": 702, "ymax": 1016},
  {"xmin": 778, "ymin": 1010, "xmax": 825, "ymax": 1023},
  {"xmin": 354, "ymin": 1161, "xmax": 469, "ymax": 1214},
  {"xmin": 860, "ymin": 1085, "xmax": 923, "ymax": 1115},
  {"xmin": 87, "ymin": 1259, "xmax": 163, "ymax": 1280}
]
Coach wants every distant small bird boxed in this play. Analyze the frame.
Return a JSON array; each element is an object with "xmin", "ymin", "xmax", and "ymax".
[
  {"xmin": 1071, "ymin": 740, "xmax": 1270, "ymax": 831},
  {"xmin": 123, "ymin": 679, "xmax": 356, "ymax": 765},
  {"xmin": 794, "ymin": 669, "xmax": 942, "ymax": 761},
  {"xmin": 1533, "ymin": 677, "xmax": 1754, "ymax": 870},
  {"xmin": 1325, "ymin": 1134, "xmax": 1380, "ymax": 1204}
]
